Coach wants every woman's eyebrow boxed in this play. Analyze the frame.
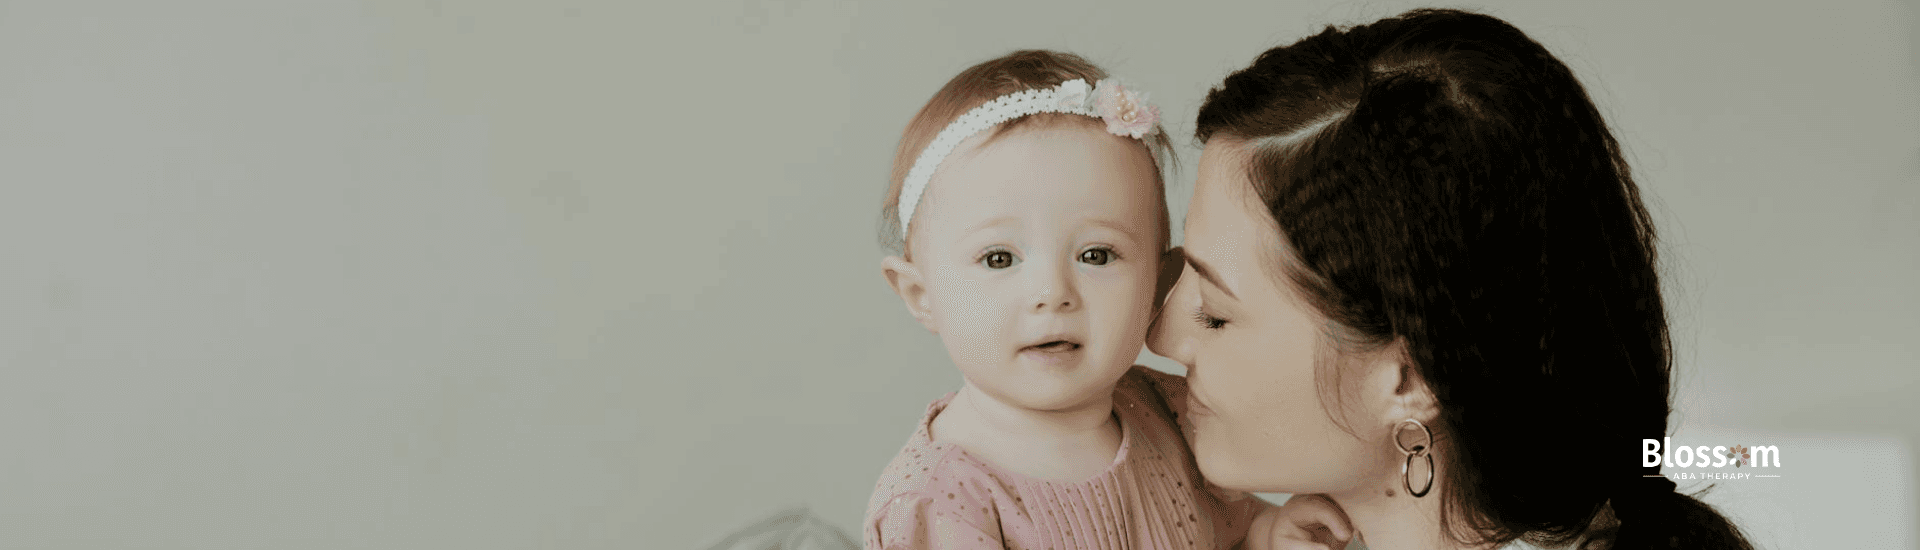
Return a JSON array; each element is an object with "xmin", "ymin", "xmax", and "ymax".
[{"xmin": 1185, "ymin": 252, "xmax": 1238, "ymax": 300}]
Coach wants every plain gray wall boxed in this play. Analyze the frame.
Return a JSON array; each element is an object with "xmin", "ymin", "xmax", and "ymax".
[{"xmin": 1, "ymin": 1, "xmax": 1914, "ymax": 549}]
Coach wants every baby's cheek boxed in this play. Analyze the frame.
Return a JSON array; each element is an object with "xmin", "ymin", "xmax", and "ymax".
[
  {"xmin": 1121, "ymin": 269, "xmax": 1162, "ymax": 324},
  {"xmin": 936, "ymin": 294, "xmax": 1013, "ymax": 361},
  {"xmin": 946, "ymin": 292, "xmax": 1006, "ymax": 331},
  {"xmin": 932, "ymin": 277, "xmax": 997, "ymax": 322}
]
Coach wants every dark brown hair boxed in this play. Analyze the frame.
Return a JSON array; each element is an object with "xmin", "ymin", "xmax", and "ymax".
[
  {"xmin": 1195, "ymin": 9, "xmax": 1753, "ymax": 550},
  {"xmin": 879, "ymin": 50, "xmax": 1174, "ymax": 257}
]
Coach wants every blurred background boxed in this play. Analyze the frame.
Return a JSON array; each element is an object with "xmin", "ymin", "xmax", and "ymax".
[{"xmin": 0, "ymin": 1, "xmax": 1913, "ymax": 548}]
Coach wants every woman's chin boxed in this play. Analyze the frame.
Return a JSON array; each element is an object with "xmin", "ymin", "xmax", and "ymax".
[
  {"xmin": 1190, "ymin": 442, "xmax": 1299, "ymax": 494},
  {"xmin": 1189, "ymin": 439, "xmax": 1247, "ymax": 489}
]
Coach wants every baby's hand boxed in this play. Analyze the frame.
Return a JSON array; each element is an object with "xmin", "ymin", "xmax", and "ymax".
[{"xmin": 1250, "ymin": 494, "xmax": 1353, "ymax": 550}]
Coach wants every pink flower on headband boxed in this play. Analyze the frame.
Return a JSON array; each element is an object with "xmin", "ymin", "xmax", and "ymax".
[{"xmin": 1093, "ymin": 80, "xmax": 1159, "ymax": 139}]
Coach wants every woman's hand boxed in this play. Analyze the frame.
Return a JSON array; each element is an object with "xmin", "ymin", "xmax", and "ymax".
[{"xmin": 1250, "ymin": 494, "xmax": 1353, "ymax": 550}]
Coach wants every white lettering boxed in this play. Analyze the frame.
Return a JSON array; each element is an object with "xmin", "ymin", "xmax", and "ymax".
[{"xmin": 1643, "ymin": 438, "xmax": 1783, "ymax": 471}]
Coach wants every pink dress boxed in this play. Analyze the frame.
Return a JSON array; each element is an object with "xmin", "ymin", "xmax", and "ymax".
[{"xmin": 863, "ymin": 366, "xmax": 1262, "ymax": 550}]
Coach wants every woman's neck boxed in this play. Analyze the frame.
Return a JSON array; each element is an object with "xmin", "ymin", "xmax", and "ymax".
[{"xmin": 1330, "ymin": 482, "xmax": 1491, "ymax": 550}]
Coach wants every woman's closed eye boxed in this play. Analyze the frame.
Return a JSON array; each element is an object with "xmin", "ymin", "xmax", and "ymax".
[{"xmin": 1192, "ymin": 306, "xmax": 1227, "ymax": 330}]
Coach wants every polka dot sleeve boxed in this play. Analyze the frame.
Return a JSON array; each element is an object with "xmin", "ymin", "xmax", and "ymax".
[{"xmin": 869, "ymin": 477, "xmax": 1004, "ymax": 549}]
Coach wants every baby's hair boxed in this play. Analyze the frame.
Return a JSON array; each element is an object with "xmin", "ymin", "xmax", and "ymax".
[{"xmin": 879, "ymin": 50, "xmax": 1175, "ymax": 258}]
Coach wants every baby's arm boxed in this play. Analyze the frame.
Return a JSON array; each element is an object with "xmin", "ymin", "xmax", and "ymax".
[{"xmin": 1243, "ymin": 494, "xmax": 1353, "ymax": 550}]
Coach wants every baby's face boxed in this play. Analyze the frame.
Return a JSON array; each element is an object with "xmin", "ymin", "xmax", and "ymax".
[{"xmin": 910, "ymin": 121, "xmax": 1165, "ymax": 412}]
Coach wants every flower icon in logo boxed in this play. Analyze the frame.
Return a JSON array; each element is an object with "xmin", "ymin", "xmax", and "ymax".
[{"xmin": 1728, "ymin": 445, "xmax": 1750, "ymax": 467}]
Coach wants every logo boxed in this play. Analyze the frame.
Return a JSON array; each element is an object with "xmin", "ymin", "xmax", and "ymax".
[{"xmin": 1642, "ymin": 437, "xmax": 1783, "ymax": 480}]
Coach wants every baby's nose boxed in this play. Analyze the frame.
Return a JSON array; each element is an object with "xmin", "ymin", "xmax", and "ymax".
[
  {"xmin": 1031, "ymin": 268, "xmax": 1080, "ymax": 312},
  {"xmin": 1033, "ymin": 287, "xmax": 1074, "ymax": 311}
]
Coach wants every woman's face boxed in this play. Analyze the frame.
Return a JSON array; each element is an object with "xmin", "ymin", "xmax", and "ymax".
[{"xmin": 1148, "ymin": 140, "xmax": 1394, "ymax": 495}]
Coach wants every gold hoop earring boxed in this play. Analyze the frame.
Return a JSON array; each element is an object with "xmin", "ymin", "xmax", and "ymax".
[{"xmin": 1395, "ymin": 418, "xmax": 1435, "ymax": 498}]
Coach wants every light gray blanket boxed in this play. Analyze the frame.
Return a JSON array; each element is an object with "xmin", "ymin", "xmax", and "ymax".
[{"xmin": 701, "ymin": 508, "xmax": 859, "ymax": 550}]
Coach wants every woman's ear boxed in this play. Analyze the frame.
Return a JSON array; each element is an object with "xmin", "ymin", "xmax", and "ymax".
[
  {"xmin": 881, "ymin": 256, "xmax": 936, "ymax": 333},
  {"xmin": 1383, "ymin": 340, "xmax": 1439, "ymax": 425},
  {"xmin": 1359, "ymin": 338, "xmax": 1440, "ymax": 426}
]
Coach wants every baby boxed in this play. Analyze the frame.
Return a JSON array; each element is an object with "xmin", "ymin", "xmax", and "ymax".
[{"xmin": 864, "ymin": 50, "xmax": 1349, "ymax": 550}]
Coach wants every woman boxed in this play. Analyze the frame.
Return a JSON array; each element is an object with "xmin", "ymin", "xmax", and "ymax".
[{"xmin": 1149, "ymin": 9, "xmax": 1756, "ymax": 550}]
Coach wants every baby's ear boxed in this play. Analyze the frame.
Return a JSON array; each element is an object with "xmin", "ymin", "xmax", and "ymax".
[{"xmin": 881, "ymin": 256, "xmax": 936, "ymax": 333}]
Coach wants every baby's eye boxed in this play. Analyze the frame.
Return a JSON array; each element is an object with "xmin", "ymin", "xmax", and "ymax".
[
  {"xmin": 980, "ymin": 250, "xmax": 1017, "ymax": 269},
  {"xmin": 1079, "ymin": 247, "xmax": 1116, "ymax": 266}
]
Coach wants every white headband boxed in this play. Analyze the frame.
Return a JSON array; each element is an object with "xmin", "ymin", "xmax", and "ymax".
[{"xmin": 897, "ymin": 78, "xmax": 1161, "ymax": 239}]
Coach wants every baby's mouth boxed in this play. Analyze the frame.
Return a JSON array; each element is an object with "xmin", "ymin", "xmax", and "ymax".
[{"xmin": 1025, "ymin": 340, "xmax": 1082, "ymax": 353}]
